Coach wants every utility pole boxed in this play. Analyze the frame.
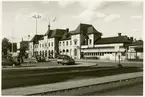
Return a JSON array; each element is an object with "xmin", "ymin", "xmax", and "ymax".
[
  {"xmin": 12, "ymin": 28, "xmax": 14, "ymax": 54},
  {"xmin": 28, "ymin": 35, "xmax": 30, "ymax": 58}
]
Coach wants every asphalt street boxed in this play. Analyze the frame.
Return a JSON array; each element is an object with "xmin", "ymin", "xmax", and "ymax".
[{"xmin": 2, "ymin": 61, "xmax": 142, "ymax": 89}]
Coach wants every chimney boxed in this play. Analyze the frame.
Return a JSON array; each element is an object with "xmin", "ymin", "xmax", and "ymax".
[
  {"xmin": 118, "ymin": 33, "xmax": 121, "ymax": 36},
  {"xmin": 66, "ymin": 28, "xmax": 69, "ymax": 32},
  {"xmin": 22, "ymin": 38, "xmax": 23, "ymax": 41},
  {"xmin": 130, "ymin": 37, "xmax": 133, "ymax": 41}
]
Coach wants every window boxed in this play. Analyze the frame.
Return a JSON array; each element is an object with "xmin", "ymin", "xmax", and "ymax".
[
  {"xmin": 45, "ymin": 43, "xmax": 47, "ymax": 47},
  {"xmin": 63, "ymin": 49, "xmax": 65, "ymax": 53},
  {"xmin": 63, "ymin": 41, "xmax": 65, "ymax": 46},
  {"xmin": 89, "ymin": 39, "xmax": 92, "ymax": 45},
  {"xmin": 45, "ymin": 50, "xmax": 47, "ymax": 57},
  {"xmin": 66, "ymin": 49, "xmax": 69, "ymax": 52},
  {"xmin": 70, "ymin": 41, "xmax": 72, "ymax": 45},
  {"xmin": 66, "ymin": 41, "xmax": 68, "ymax": 46},
  {"xmin": 60, "ymin": 42, "xmax": 61, "ymax": 46},
  {"xmin": 74, "ymin": 48, "xmax": 77, "ymax": 56},
  {"xmin": 40, "ymin": 44, "xmax": 41, "ymax": 48},
  {"xmin": 52, "ymin": 42, "xmax": 53, "ymax": 46},
  {"xmin": 49, "ymin": 43, "xmax": 50, "ymax": 47},
  {"xmin": 74, "ymin": 40, "xmax": 77, "ymax": 45}
]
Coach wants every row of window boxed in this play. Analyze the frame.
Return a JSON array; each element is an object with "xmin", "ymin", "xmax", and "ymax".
[
  {"xmin": 34, "ymin": 50, "xmax": 54, "ymax": 57},
  {"xmin": 84, "ymin": 52, "xmax": 126, "ymax": 56},
  {"xmin": 59, "ymin": 49, "xmax": 71, "ymax": 53},
  {"xmin": 34, "ymin": 42, "xmax": 54, "ymax": 48},
  {"xmin": 84, "ymin": 52, "xmax": 113, "ymax": 56},
  {"xmin": 34, "ymin": 38, "xmax": 93, "ymax": 48},
  {"xmin": 60, "ymin": 41, "xmax": 72, "ymax": 46}
]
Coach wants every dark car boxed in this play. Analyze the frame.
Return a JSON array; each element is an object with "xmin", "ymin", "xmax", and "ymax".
[
  {"xmin": 57, "ymin": 55, "xmax": 75, "ymax": 65},
  {"xmin": 2, "ymin": 56, "xmax": 20, "ymax": 66},
  {"xmin": 36, "ymin": 56, "xmax": 46, "ymax": 62}
]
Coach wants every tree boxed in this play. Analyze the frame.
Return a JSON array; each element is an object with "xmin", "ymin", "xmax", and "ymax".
[
  {"xmin": 2, "ymin": 38, "xmax": 11, "ymax": 55},
  {"xmin": 19, "ymin": 45, "xmax": 27, "ymax": 57}
]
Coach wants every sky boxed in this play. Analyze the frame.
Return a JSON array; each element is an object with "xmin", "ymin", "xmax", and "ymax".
[{"xmin": 2, "ymin": 0, "xmax": 143, "ymax": 43}]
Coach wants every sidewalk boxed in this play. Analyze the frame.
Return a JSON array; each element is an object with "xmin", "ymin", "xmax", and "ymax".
[
  {"xmin": 75, "ymin": 59, "xmax": 143, "ymax": 64},
  {"xmin": 2, "ymin": 71, "xmax": 143, "ymax": 95}
]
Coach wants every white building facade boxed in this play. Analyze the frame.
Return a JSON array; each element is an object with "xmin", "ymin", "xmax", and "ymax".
[{"xmin": 29, "ymin": 23, "xmax": 142, "ymax": 61}]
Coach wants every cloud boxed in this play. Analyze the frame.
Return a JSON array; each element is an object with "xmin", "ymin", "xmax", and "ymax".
[
  {"xmin": 14, "ymin": 12, "xmax": 50, "ymax": 23},
  {"xmin": 131, "ymin": 1, "xmax": 143, "ymax": 7},
  {"xmin": 131, "ymin": 15, "xmax": 143, "ymax": 20},
  {"xmin": 132, "ymin": 29, "xmax": 141, "ymax": 32},
  {"xmin": 14, "ymin": 13, "xmax": 28, "ymax": 21},
  {"xmin": 79, "ymin": 0, "xmax": 103, "ymax": 10},
  {"xmin": 96, "ymin": 12, "xmax": 106, "ymax": 18},
  {"xmin": 40, "ymin": 1, "xmax": 51, "ymax": 4},
  {"xmin": 104, "ymin": 14, "xmax": 120, "ymax": 22},
  {"xmin": 72, "ymin": 1, "xmax": 105, "ymax": 23},
  {"xmin": 58, "ymin": 0, "xmax": 77, "ymax": 8}
]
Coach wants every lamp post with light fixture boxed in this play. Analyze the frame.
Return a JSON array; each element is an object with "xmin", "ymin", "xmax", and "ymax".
[
  {"xmin": 32, "ymin": 15, "xmax": 41, "ymax": 57},
  {"xmin": 32, "ymin": 15, "xmax": 41, "ymax": 35}
]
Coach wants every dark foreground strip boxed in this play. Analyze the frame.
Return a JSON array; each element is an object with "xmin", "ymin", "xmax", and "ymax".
[
  {"xmin": 2, "ymin": 67, "xmax": 142, "ymax": 89},
  {"xmin": 27, "ymin": 77, "xmax": 142, "ymax": 96}
]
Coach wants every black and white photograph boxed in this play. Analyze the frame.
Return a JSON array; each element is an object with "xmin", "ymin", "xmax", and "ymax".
[{"xmin": 2, "ymin": 0, "xmax": 143, "ymax": 96}]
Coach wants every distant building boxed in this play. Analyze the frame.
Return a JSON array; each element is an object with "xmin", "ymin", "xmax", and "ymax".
[
  {"xmin": 9, "ymin": 43, "xmax": 17, "ymax": 52},
  {"xmin": 126, "ymin": 40, "xmax": 143, "ymax": 60},
  {"xmin": 29, "ymin": 34, "xmax": 44, "ymax": 58},
  {"xmin": 8, "ymin": 43, "xmax": 18, "ymax": 56},
  {"xmin": 28, "ymin": 23, "xmax": 143, "ymax": 61}
]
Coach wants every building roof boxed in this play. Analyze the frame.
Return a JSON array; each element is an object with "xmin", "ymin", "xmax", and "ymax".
[
  {"xmin": 45, "ymin": 28, "xmax": 67, "ymax": 38},
  {"xmin": 60, "ymin": 32, "xmax": 71, "ymax": 40},
  {"xmin": 127, "ymin": 40, "xmax": 143, "ymax": 46},
  {"xmin": 69, "ymin": 23, "xmax": 102, "ymax": 35},
  {"xmin": 30, "ymin": 34, "xmax": 44, "ymax": 44},
  {"xmin": 49, "ymin": 29, "xmax": 67, "ymax": 38},
  {"xmin": 95, "ymin": 36, "xmax": 132, "ymax": 45},
  {"xmin": 45, "ymin": 30, "xmax": 53, "ymax": 37}
]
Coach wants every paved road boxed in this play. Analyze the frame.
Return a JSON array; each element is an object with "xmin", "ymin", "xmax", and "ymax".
[
  {"xmin": 2, "ymin": 63, "xmax": 142, "ymax": 89},
  {"xmin": 2, "ymin": 60, "xmax": 143, "ymax": 70}
]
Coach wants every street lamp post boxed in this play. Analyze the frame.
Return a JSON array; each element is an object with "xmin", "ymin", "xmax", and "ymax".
[
  {"xmin": 32, "ymin": 15, "xmax": 41, "ymax": 35},
  {"xmin": 117, "ymin": 50, "xmax": 123, "ymax": 68},
  {"xmin": 28, "ymin": 35, "xmax": 30, "ymax": 58}
]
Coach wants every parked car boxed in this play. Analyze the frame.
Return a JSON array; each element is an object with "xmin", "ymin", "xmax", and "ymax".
[
  {"xmin": 57, "ymin": 55, "xmax": 75, "ymax": 65},
  {"xmin": 36, "ymin": 56, "xmax": 46, "ymax": 62},
  {"xmin": 2, "ymin": 56, "xmax": 20, "ymax": 66}
]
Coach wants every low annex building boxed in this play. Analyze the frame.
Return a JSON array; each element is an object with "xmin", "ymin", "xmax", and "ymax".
[{"xmin": 29, "ymin": 23, "xmax": 143, "ymax": 61}]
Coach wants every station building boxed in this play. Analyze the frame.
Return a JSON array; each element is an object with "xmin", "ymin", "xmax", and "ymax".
[{"xmin": 29, "ymin": 23, "xmax": 143, "ymax": 61}]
